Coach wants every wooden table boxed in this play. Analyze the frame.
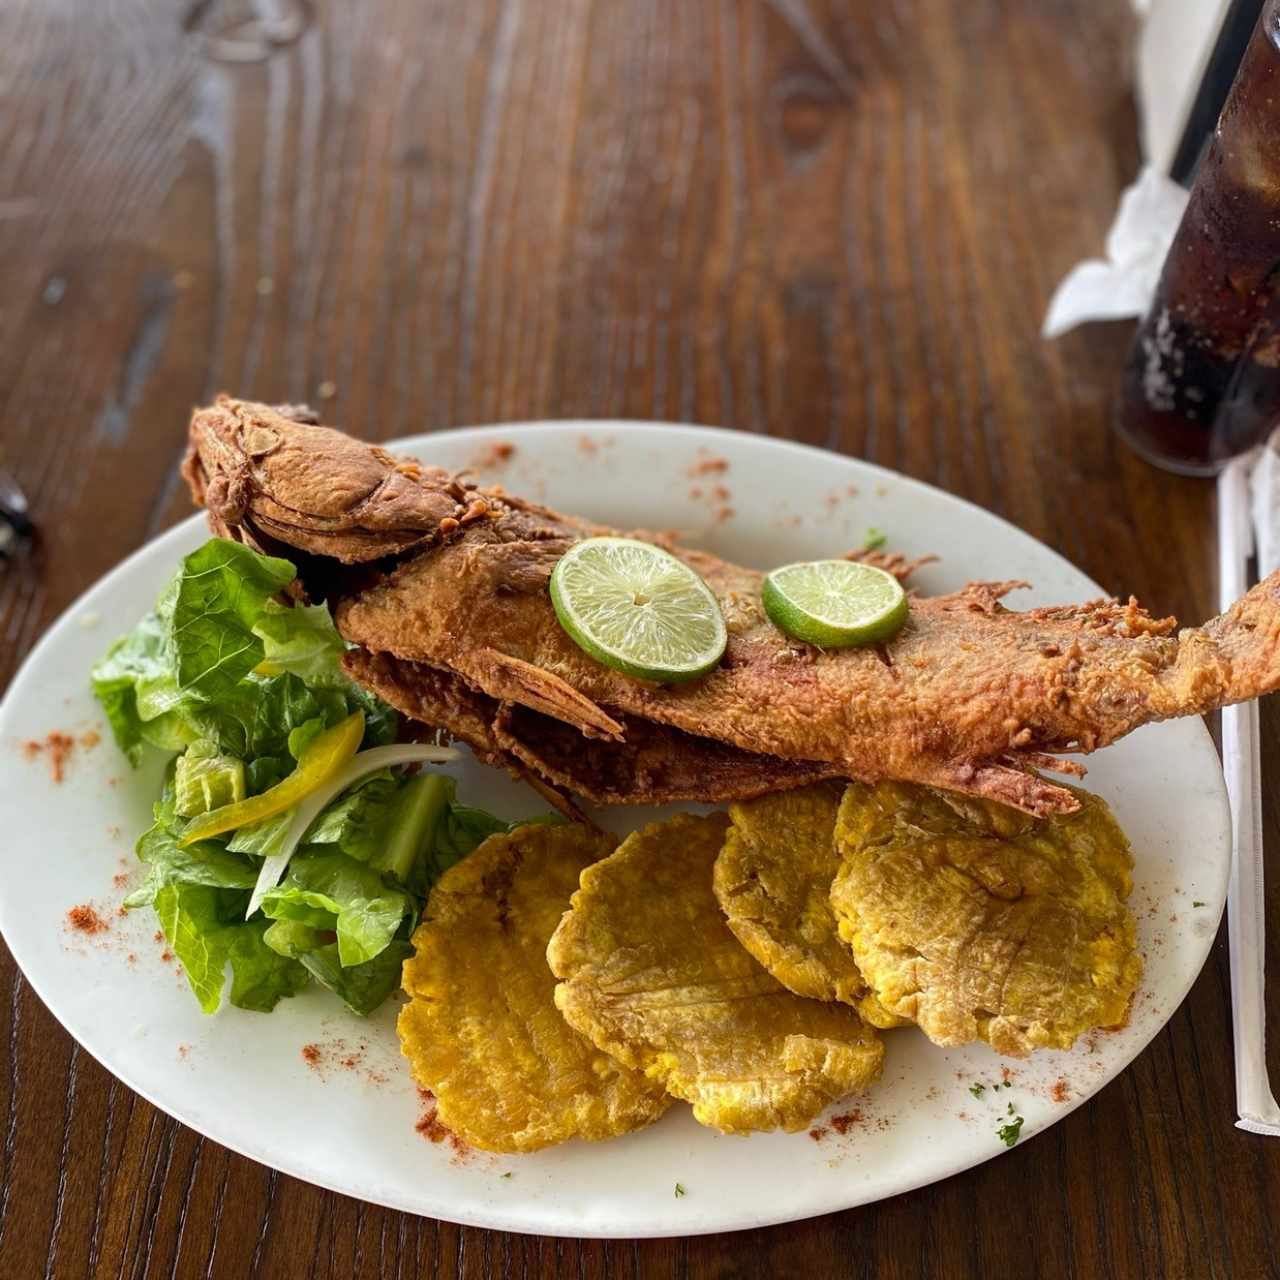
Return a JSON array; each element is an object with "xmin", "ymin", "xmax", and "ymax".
[{"xmin": 2, "ymin": 1, "xmax": 1277, "ymax": 1276}]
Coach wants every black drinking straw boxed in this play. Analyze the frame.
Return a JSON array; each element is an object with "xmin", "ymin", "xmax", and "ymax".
[{"xmin": 1169, "ymin": 0, "xmax": 1266, "ymax": 185}]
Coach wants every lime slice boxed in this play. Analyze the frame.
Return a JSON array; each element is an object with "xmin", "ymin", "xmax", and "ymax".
[
  {"xmin": 550, "ymin": 537, "xmax": 727, "ymax": 683},
  {"xmin": 762, "ymin": 560, "xmax": 907, "ymax": 648}
]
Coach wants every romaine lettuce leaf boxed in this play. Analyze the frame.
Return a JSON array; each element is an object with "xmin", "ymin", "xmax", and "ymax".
[
  {"xmin": 245, "ymin": 756, "xmax": 291, "ymax": 795},
  {"xmin": 92, "ymin": 539, "xmax": 396, "ymax": 775},
  {"xmin": 134, "ymin": 669, "xmax": 198, "ymax": 727},
  {"xmin": 226, "ymin": 922, "xmax": 311, "ymax": 1012},
  {"xmin": 163, "ymin": 539, "xmax": 296, "ymax": 701},
  {"xmin": 299, "ymin": 940, "xmax": 411, "ymax": 1016},
  {"xmin": 200, "ymin": 674, "xmax": 375, "ymax": 762},
  {"xmin": 247, "ymin": 675, "xmax": 327, "ymax": 755},
  {"xmin": 154, "ymin": 883, "xmax": 307, "ymax": 1013},
  {"xmin": 227, "ymin": 807, "xmax": 295, "ymax": 857},
  {"xmin": 90, "ymin": 612, "xmax": 173, "ymax": 765},
  {"xmin": 435, "ymin": 805, "xmax": 565, "ymax": 863},
  {"xmin": 262, "ymin": 918, "xmax": 329, "ymax": 958},
  {"xmin": 174, "ymin": 741, "xmax": 246, "ymax": 816},
  {"xmin": 304, "ymin": 770, "xmax": 400, "ymax": 861},
  {"xmin": 198, "ymin": 672, "xmax": 324, "ymax": 759},
  {"xmin": 154, "ymin": 883, "xmax": 235, "ymax": 1014},
  {"xmin": 260, "ymin": 848, "xmax": 410, "ymax": 967},
  {"xmin": 293, "ymin": 771, "xmax": 552, "ymax": 895},
  {"xmin": 434, "ymin": 802, "xmax": 511, "ymax": 861},
  {"xmin": 227, "ymin": 769, "xmax": 400, "ymax": 863},
  {"xmin": 129, "ymin": 795, "xmax": 260, "ymax": 905},
  {"xmin": 253, "ymin": 601, "xmax": 348, "ymax": 684},
  {"xmin": 286, "ymin": 717, "xmax": 325, "ymax": 760}
]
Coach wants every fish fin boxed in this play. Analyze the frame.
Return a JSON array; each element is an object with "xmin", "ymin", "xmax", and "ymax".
[
  {"xmin": 922, "ymin": 760, "xmax": 1081, "ymax": 817},
  {"xmin": 342, "ymin": 649, "xmax": 584, "ymax": 819},
  {"xmin": 474, "ymin": 649, "xmax": 625, "ymax": 741},
  {"xmin": 928, "ymin": 580, "xmax": 1031, "ymax": 613},
  {"xmin": 843, "ymin": 549, "xmax": 938, "ymax": 583},
  {"xmin": 1021, "ymin": 596, "xmax": 1177, "ymax": 636},
  {"xmin": 517, "ymin": 766, "xmax": 591, "ymax": 823},
  {"xmin": 1008, "ymin": 752, "xmax": 1088, "ymax": 778}
]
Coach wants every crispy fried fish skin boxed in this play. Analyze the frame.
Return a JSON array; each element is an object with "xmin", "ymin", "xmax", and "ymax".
[
  {"xmin": 187, "ymin": 400, "xmax": 1280, "ymax": 816},
  {"xmin": 713, "ymin": 785, "xmax": 899, "ymax": 1027},
  {"xmin": 398, "ymin": 824, "xmax": 670, "ymax": 1153},
  {"xmin": 830, "ymin": 782, "xmax": 1142, "ymax": 1058},
  {"xmin": 345, "ymin": 648, "xmax": 840, "ymax": 806},
  {"xmin": 547, "ymin": 813, "xmax": 884, "ymax": 1135}
]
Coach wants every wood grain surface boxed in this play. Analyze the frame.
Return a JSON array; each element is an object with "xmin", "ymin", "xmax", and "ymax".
[{"xmin": 1, "ymin": 1, "xmax": 1277, "ymax": 1277}]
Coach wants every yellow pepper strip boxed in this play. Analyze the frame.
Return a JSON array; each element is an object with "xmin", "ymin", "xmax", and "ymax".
[{"xmin": 178, "ymin": 711, "xmax": 365, "ymax": 847}]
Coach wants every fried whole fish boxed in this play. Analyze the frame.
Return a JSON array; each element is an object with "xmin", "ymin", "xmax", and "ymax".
[{"xmin": 185, "ymin": 396, "xmax": 1280, "ymax": 814}]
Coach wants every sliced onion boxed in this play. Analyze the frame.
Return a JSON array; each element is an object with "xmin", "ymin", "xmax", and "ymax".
[{"xmin": 244, "ymin": 743, "xmax": 459, "ymax": 919}]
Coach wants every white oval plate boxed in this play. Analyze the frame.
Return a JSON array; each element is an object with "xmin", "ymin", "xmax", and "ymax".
[{"xmin": 0, "ymin": 422, "xmax": 1229, "ymax": 1237}]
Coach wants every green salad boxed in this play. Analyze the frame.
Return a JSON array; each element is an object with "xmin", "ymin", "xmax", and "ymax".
[{"xmin": 92, "ymin": 537, "xmax": 555, "ymax": 1017}]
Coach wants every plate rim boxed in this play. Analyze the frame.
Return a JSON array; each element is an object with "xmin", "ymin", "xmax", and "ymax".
[{"xmin": 0, "ymin": 418, "xmax": 1230, "ymax": 1236}]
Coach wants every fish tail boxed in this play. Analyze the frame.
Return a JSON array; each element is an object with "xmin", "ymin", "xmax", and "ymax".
[{"xmin": 1174, "ymin": 570, "xmax": 1280, "ymax": 711}]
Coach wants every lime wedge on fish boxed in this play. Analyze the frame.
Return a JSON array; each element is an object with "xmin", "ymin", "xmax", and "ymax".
[
  {"xmin": 762, "ymin": 560, "xmax": 907, "ymax": 648},
  {"xmin": 550, "ymin": 537, "xmax": 727, "ymax": 683}
]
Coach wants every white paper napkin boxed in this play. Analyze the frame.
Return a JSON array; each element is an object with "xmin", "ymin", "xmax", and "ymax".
[{"xmin": 1041, "ymin": 167, "xmax": 1188, "ymax": 338}]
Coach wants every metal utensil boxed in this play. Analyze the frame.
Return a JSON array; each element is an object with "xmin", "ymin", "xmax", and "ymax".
[{"xmin": 0, "ymin": 467, "xmax": 34, "ymax": 559}]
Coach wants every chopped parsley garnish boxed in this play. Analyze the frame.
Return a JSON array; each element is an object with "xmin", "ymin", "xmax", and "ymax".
[
  {"xmin": 863, "ymin": 527, "xmax": 887, "ymax": 551},
  {"xmin": 1007, "ymin": 1102, "xmax": 1016, "ymax": 1114},
  {"xmin": 969, "ymin": 1083, "xmax": 985, "ymax": 1098},
  {"xmin": 674, "ymin": 1183, "xmax": 687, "ymax": 1198},
  {"xmin": 1192, "ymin": 901, "xmax": 1205, "ymax": 908},
  {"xmin": 997, "ymin": 1115, "xmax": 1024, "ymax": 1147},
  {"xmin": 500, "ymin": 1172, "xmax": 512, "ymax": 1179}
]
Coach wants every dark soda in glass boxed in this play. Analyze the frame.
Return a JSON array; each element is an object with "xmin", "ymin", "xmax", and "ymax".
[{"xmin": 1116, "ymin": 0, "xmax": 1280, "ymax": 475}]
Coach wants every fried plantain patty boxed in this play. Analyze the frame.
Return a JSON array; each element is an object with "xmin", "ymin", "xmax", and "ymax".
[
  {"xmin": 398, "ymin": 823, "xmax": 671, "ymax": 1152},
  {"xmin": 713, "ymin": 783, "xmax": 901, "ymax": 1027},
  {"xmin": 830, "ymin": 781, "xmax": 1142, "ymax": 1058},
  {"xmin": 548, "ymin": 813, "xmax": 883, "ymax": 1135}
]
